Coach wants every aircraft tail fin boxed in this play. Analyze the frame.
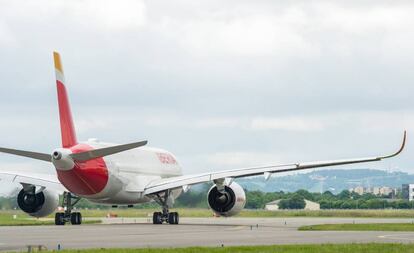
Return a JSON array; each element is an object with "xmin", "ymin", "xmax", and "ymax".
[{"xmin": 54, "ymin": 52, "xmax": 78, "ymax": 148}]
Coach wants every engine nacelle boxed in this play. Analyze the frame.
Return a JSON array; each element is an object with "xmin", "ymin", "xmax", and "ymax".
[
  {"xmin": 207, "ymin": 181, "xmax": 246, "ymax": 217},
  {"xmin": 17, "ymin": 189, "xmax": 59, "ymax": 218}
]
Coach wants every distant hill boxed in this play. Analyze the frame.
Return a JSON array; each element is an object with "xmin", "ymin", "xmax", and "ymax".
[{"xmin": 236, "ymin": 169, "xmax": 414, "ymax": 193}]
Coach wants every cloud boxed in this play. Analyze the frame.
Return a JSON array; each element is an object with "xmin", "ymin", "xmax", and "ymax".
[
  {"xmin": 0, "ymin": 0, "xmax": 147, "ymax": 32},
  {"xmin": 141, "ymin": 115, "xmax": 326, "ymax": 132},
  {"xmin": 73, "ymin": 110, "xmax": 413, "ymax": 134},
  {"xmin": 0, "ymin": 0, "xmax": 413, "ymax": 192},
  {"xmin": 0, "ymin": 22, "xmax": 16, "ymax": 47},
  {"xmin": 76, "ymin": 118, "xmax": 111, "ymax": 135},
  {"xmin": 157, "ymin": 4, "xmax": 315, "ymax": 58},
  {"xmin": 250, "ymin": 117, "xmax": 326, "ymax": 132},
  {"xmin": 151, "ymin": 1, "xmax": 414, "ymax": 62},
  {"xmin": 204, "ymin": 151, "xmax": 284, "ymax": 168},
  {"xmin": 68, "ymin": 0, "xmax": 147, "ymax": 30}
]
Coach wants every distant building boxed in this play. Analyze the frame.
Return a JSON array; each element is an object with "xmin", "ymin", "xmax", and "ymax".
[
  {"xmin": 265, "ymin": 199, "xmax": 320, "ymax": 211},
  {"xmin": 379, "ymin": 187, "xmax": 395, "ymax": 196},
  {"xmin": 350, "ymin": 186, "xmax": 365, "ymax": 195},
  {"xmin": 349, "ymin": 186, "xmax": 396, "ymax": 196},
  {"xmin": 402, "ymin": 184, "xmax": 414, "ymax": 201}
]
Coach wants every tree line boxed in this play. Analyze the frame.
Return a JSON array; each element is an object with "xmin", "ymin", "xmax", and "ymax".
[
  {"xmin": 174, "ymin": 188, "xmax": 414, "ymax": 209},
  {"xmin": 1, "ymin": 188, "xmax": 413, "ymax": 210}
]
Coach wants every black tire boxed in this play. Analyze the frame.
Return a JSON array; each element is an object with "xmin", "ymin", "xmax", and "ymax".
[
  {"xmin": 168, "ymin": 212, "xmax": 174, "ymax": 224},
  {"xmin": 173, "ymin": 212, "xmax": 179, "ymax": 225},
  {"xmin": 76, "ymin": 212, "xmax": 82, "ymax": 225},
  {"xmin": 170, "ymin": 212, "xmax": 179, "ymax": 224},
  {"xmin": 55, "ymin": 213, "xmax": 65, "ymax": 225},
  {"xmin": 70, "ymin": 213, "xmax": 76, "ymax": 225},
  {"xmin": 71, "ymin": 212, "xmax": 81, "ymax": 225},
  {"xmin": 153, "ymin": 212, "xmax": 162, "ymax": 224},
  {"xmin": 168, "ymin": 212, "xmax": 179, "ymax": 224}
]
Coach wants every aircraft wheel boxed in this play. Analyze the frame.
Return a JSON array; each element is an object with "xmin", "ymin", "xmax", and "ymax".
[
  {"xmin": 173, "ymin": 212, "xmax": 179, "ymax": 224},
  {"xmin": 55, "ymin": 213, "xmax": 65, "ymax": 225},
  {"xmin": 76, "ymin": 212, "xmax": 82, "ymax": 225},
  {"xmin": 168, "ymin": 212, "xmax": 179, "ymax": 224},
  {"xmin": 71, "ymin": 212, "xmax": 82, "ymax": 225},
  {"xmin": 153, "ymin": 212, "xmax": 162, "ymax": 224}
]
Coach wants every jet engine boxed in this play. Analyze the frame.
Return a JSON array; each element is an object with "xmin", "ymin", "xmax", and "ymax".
[
  {"xmin": 207, "ymin": 181, "xmax": 246, "ymax": 217},
  {"xmin": 17, "ymin": 188, "xmax": 59, "ymax": 218}
]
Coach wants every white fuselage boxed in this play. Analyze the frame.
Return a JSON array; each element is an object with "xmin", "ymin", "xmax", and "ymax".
[{"xmin": 81, "ymin": 139, "xmax": 183, "ymax": 205}]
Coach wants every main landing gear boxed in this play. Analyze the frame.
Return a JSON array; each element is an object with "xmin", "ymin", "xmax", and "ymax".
[
  {"xmin": 152, "ymin": 208, "xmax": 179, "ymax": 225},
  {"xmin": 55, "ymin": 192, "xmax": 82, "ymax": 225},
  {"xmin": 152, "ymin": 190, "xmax": 179, "ymax": 224}
]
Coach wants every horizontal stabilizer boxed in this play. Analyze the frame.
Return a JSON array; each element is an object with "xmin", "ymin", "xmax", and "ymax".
[
  {"xmin": 0, "ymin": 147, "xmax": 51, "ymax": 162},
  {"xmin": 70, "ymin": 140, "xmax": 148, "ymax": 162}
]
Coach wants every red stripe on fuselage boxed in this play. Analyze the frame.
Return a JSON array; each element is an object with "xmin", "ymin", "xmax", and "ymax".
[{"xmin": 56, "ymin": 144, "xmax": 109, "ymax": 196}]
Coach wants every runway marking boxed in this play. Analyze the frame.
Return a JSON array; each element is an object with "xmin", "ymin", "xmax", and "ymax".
[
  {"xmin": 227, "ymin": 225, "xmax": 246, "ymax": 231},
  {"xmin": 378, "ymin": 233, "xmax": 414, "ymax": 241}
]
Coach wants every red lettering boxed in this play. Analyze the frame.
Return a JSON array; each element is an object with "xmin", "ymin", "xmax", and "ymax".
[{"xmin": 156, "ymin": 153, "xmax": 177, "ymax": 164}]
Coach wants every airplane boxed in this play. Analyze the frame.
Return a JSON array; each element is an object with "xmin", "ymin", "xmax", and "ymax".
[{"xmin": 0, "ymin": 52, "xmax": 406, "ymax": 225}]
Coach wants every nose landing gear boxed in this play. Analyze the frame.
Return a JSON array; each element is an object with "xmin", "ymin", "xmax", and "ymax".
[{"xmin": 54, "ymin": 192, "xmax": 82, "ymax": 225}]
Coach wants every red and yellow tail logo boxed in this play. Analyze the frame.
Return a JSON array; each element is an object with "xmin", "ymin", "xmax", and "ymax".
[{"xmin": 53, "ymin": 51, "xmax": 77, "ymax": 148}]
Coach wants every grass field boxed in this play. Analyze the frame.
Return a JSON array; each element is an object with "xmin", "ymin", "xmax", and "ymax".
[
  {"xmin": 299, "ymin": 223, "xmax": 414, "ymax": 231},
  {"xmin": 65, "ymin": 208, "xmax": 414, "ymax": 218},
  {"xmin": 0, "ymin": 212, "xmax": 100, "ymax": 226},
  {"xmin": 24, "ymin": 244, "xmax": 414, "ymax": 253},
  {"xmin": 1, "ymin": 208, "xmax": 414, "ymax": 226}
]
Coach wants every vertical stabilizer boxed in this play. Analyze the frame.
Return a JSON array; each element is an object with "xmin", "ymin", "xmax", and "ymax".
[{"xmin": 54, "ymin": 52, "xmax": 78, "ymax": 148}]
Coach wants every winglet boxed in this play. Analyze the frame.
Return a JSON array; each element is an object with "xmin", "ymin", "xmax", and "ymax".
[
  {"xmin": 380, "ymin": 130, "xmax": 406, "ymax": 159},
  {"xmin": 54, "ymin": 51, "xmax": 78, "ymax": 148}
]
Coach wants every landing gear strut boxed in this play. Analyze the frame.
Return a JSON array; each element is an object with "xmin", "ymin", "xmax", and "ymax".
[
  {"xmin": 55, "ymin": 192, "xmax": 82, "ymax": 225},
  {"xmin": 153, "ymin": 190, "xmax": 179, "ymax": 224}
]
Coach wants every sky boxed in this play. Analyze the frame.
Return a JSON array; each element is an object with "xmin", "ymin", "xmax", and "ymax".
[{"xmin": 0, "ymin": 0, "xmax": 413, "ymax": 195}]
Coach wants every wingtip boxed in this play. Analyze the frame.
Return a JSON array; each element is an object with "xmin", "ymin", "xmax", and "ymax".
[
  {"xmin": 380, "ymin": 130, "xmax": 406, "ymax": 159},
  {"xmin": 402, "ymin": 129, "xmax": 407, "ymax": 148},
  {"xmin": 396, "ymin": 130, "xmax": 406, "ymax": 155}
]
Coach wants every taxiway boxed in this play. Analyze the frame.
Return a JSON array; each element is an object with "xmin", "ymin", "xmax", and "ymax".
[{"xmin": 1, "ymin": 217, "xmax": 414, "ymax": 251}]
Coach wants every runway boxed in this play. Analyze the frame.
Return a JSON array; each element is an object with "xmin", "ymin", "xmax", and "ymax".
[{"xmin": 1, "ymin": 217, "xmax": 414, "ymax": 251}]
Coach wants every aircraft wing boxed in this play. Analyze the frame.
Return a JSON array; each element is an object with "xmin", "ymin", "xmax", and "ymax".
[
  {"xmin": 144, "ymin": 131, "xmax": 406, "ymax": 195},
  {"xmin": 0, "ymin": 171, "xmax": 66, "ymax": 193}
]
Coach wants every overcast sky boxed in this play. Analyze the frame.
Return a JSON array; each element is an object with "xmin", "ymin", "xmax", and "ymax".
[{"xmin": 0, "ymin": 1, "xmax": 413, "ymax": 194}]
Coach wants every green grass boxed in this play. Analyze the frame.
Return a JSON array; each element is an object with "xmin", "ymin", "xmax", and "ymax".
[
  {"xmin": 25, "ymin": 244, "xmax": 414, "ymax": 253},
  {"xmin": 0, "ymin": 211, "xmax": 100, "ymax": 226},
  {"xmin": 1, "ymin": 208, "xmax": 414, "ymax": 226},
  {"xmin": 238, "ymin": 209, "xmax": 414, "ymax": 218},
  {"xmin": 73, "ymin": 208, "xmax": 414, "ymax": 218},
  {"xmin": 299, "ymin": 223, "xmax": 414, "ymax": 231}
]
